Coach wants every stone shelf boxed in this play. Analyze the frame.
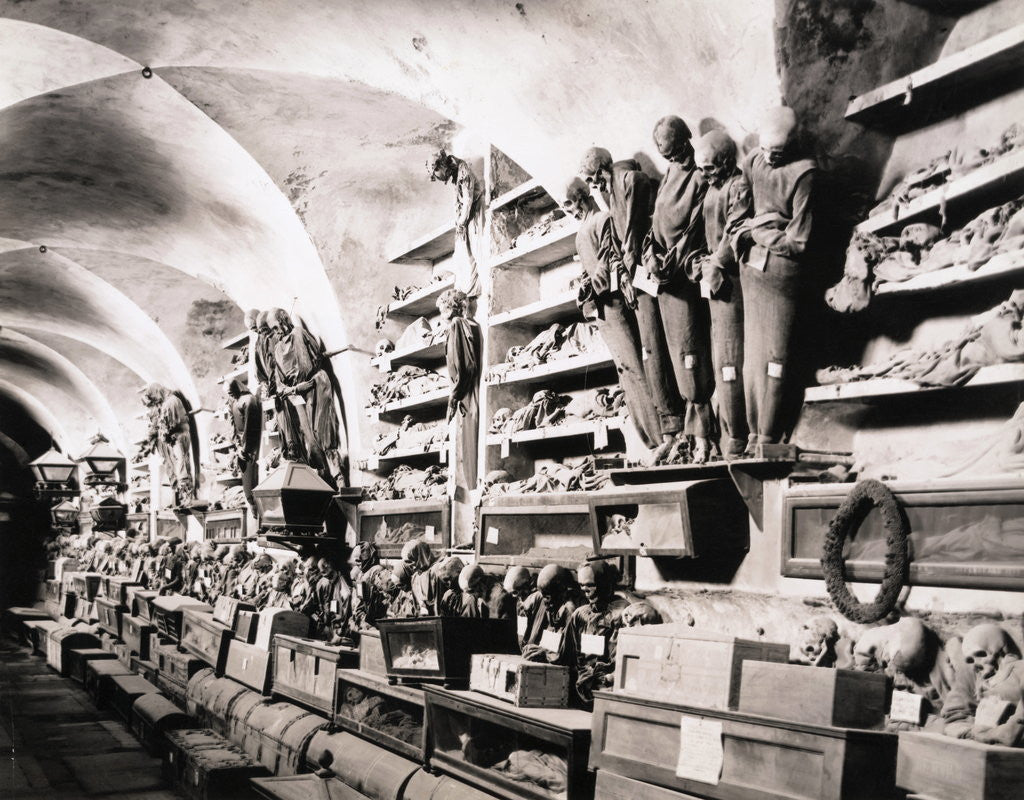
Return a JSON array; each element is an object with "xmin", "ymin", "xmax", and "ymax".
[
  {"xmin": 487, "ymin": 350, "xmax": 615, "ymax": 387},
  {"xmin": 490, "ymin": 222, "xmax": 579, "ymax": 269},
  {"xmin": 487, "ymin": 417, "xmax": 625, "ymax": 448},
  {"xmin": 857, "ymin": 148, "xmax": 1024, "ymax": 235},
  {"xmin": 217, "ymin": 367, "xmax": 247, "ymax": 385},
  {"xmin": 491, "ymin": 178, "xmax": 541, "ymax": 211},
  {"xmin": 386, "ymin": 276, "xmax": 455, "ymax": 317},
  {"xmin": 387, "ymin": 222, "xmax": 456, "ymax": 265},
  {"xmin": 371, "ymin": 339, "xmax": 445, "ymax": 370},
  {"xmin": 845, "ymin": 24, "xmax": 1024, "ymax": 128},
  {"xmin": 488, "ymin": 290, "xmax": 580, "ymax": 328},
  {"xmin": 369, "ymin": 386, "xmax": 450, "ymax": 417},
  {"xmin": 873, "ymin": 250, "xmax": 1024, "ymax": 297},
  {"xmin": 360, "ymin": 439, "xmax": 449, "ymax": 470},
  {"xmin": 804, "ymin": 362, "xmax": 1024, "ymax": 403},
  {"xmin": 221, "ymin": 331, "xmax": 249, "ymax": 351}
]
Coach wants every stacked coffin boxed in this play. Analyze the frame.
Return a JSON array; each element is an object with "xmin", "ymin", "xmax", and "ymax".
[
  {"xmin": 896, "ymin": 729, "xmax": 1024, "ymax": 799},
  {"xmin": 224, "ymin": 608, "xmax": 310, "ymax": 694},
  {"xmin": 589, "ymin": 625, "xmax": 904, "ymax": 800}
]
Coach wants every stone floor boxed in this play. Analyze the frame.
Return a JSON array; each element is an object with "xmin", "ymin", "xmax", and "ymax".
[{"xmin": 0, "ymin": 639, "xmax": 179, "ymax": 799}]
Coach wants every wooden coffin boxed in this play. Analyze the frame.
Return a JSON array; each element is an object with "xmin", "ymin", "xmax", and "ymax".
[
  {"xmin": 590, "ymin": 690, "xmax": 901, "ymax": 800},
  {"xmin": 425, "ymin": 686, "xmax": 594, "ymax": 800},
  {"xmin": 213, "ymin": 596, "xmax": 256, "ymax": 630},
  {"xmin": 66, "ymin": 647, "xmax": 116, "ymax": 684},
  {"xmin": 234, "ymin": 610, "xmax": 259, "ymax": 644},
  {"xmin": 123, "ymin": 615, "xmax": 157, "ymax": 661},
  {"xmin": 186, "ymin": 668, "xmax": 255, "ymax": 739},
  {"xmin": 180, "ymin": 609, "xmax": 233, "ymax": 673},
  {"xmin": 378, "ymin": 616, "xmax": 519, "ymax": 686},
  {"xmin": 357, "ymin": 497, "xmax": 451, "ymax": 559},
  {"xmin": 25, "ymin": 619, "xmax": 61, "ymax": 653},
  {"xmin": 113, "ymin": 641, "xmax": 132, "ymax": 669},
  {"xmin": 307, "ymin": 729, "xmax": 420, "ymax": 800},
  {"xmin": 156, "ymin": 643, "xmax": 205, "ymax": 686},
  {"xmin": 614, "ymin": 624, "xmax": 789, "ymax": 710},
  {"xmin": 335, "ymin": 668, "xmax": 426, "ymax": 762},
  {"xmin": 2, "ymin": 607, "xmax": 51, "ymax": 644},
  {"xmin": 109, "ymin": 673, "xmax": 161, "ymax": 723},
  {"xmin": 595, "ymin": 769, "xmax": 704, "ymax": 800},
  {"xmin": 94, "ymin": 596, "xmax": 126, "ymax": 638},
  {"xmin": 84, "ymin": 658, "xmax": 134, "ymax": 706},
  {"xmin": 203, "ymin": 508, "xmax": 247, "ymax": 541},
  {"xmin": 477, "ymin": 493, "xmax": 595, "ymax": 570},
  {"xmin": 103, "ymin": 575, "xmax": 143, "ymax": 605},
  {"xmin": 896, "ymin": 730, "xmax": 1024, "ymax": 800},
  {"xmin": 46, "ymin": 627, "xmax": 100, "ymax": 675},
  {"xmin": 359, "ymin": 628, "xmax": 387, "ymax": 676},
  {"xmin": 253, "ymin": 608, "xmax": 309, "ymax": 651},
  {"xmin": 163, "ymin": 728, "xmax": 232, "ymax": 784},
  {"xmin": 739, "ymin": 661, "xmax": 889, "ymax": 729},
  {"xmin": 52, "ymin": 556, "xmax": 79, "ymax": 582},
  {"xmin": 59, "ymin": 590, "xmax": 77, "ymax": 620},
  {"xmin": 403, "ymin": 769, "xmax": 507, "ymax": 800},
  {"xmin": 152, "ymin": 595, "xmax": 212, "ymax": 642},
  {"xmin": 71, "ymin": 572, "xmax": 103, "ymax": 601},
  {"xmin": 133, "ymin": 655, "xmax": 161, "ymax": 685},
  {"xmin": 128, "ymin": 588, "xmax": 159, "ymax": 621},
  {"xmin": 131, "ymin": 691, "xmax": 194, "ymax": 757},
  {"xmin": 271, "ymin": 635, "xmax": 358, "ymax": 715},
  {"xmin": 228, "ymin": 696, "xmax": 329, "ymax": 776},
  {"xmin": 470, "ymin": 653, "xmax": 570, "ymax": 708},
  {"xmin": 166, "ymin": 728, "xmax": 270, "ymax": 800},
  {"xmin": 224, "ymin": 639, "xmax": 273, "ymax": 695},
  {"xmin": 73, "ymin": 595, "xmax": 97, "ymax": 623}
]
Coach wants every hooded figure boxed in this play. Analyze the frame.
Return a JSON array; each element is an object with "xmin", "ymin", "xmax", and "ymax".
[
  {"xmin": 734, "ymin": 106, "xmax": 817, "ymax": 446},
  {"xmin": 521, "ymin": 564, "xmax": 585, "ymax": 664},
  {"xmin": 387, "ymin": 562, "xmax": 419, "ymax": 618},
  {"xmin": 694, "ymin": 129, "xmax": 753, "ymax": 458},
  {"xmin": 567, "ymin": 560, "xmax": 628, "ymax": 708},
  {"xmin": 226, "ymin": 376, "xmax": 262, "ymax": 510},
  {"xmin": 643, "ymin": 116, "xmax": 715, "ymax": 462},
  {"xmin": 579, "ymin": 147, "xmax": 683, "ymax": 462},
  {"xmin": 350, "ymin": 542, "xmax": 389, "ymax": 630},
  {"xmin": 565, "ymin": 177, "xmax": 661, "ymax": 451},
  {"xmin": 437, "ymin": 289, "xmax": 482, "ymax": 501},
  {"xmin": 402, "ymin": 539, "xmax": 441, "ymax": 616}
]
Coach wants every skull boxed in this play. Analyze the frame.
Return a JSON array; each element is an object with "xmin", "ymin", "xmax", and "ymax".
[
  {"xmin": 483, "ymin": 470, "xmax": 512, "ymax": 490},
  {"xmin": 963, "ymin": 623, "xmax": 1021, "ymax": 681},
  {"xmin": 490, "ymin": 408, "xmax": 512, "ymax": 433},
  {"xmin": 622, "ymin": 601, "xmax": 662, "ymax": 627},
  {"xmin": 375, "ymin": 338, "xmax": 394, "ymax": 357},
  {"xmin": 799, "ymin": 616, "xmax": 840, "ymax": 667}
]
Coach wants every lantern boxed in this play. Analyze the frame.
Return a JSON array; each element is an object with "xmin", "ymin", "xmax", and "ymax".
[
  {"xmin": 30, "ymin": 448, "xmax": 78, "ymax": 486},
  {"xmin": 90, "ymin": 496, "xmax": 127, "ymax": 532},
  {"xmin": 51, "ymin": 500, "xmax": 80, "ymax": 529},
  {"xmin": 252, "ymin": 460, "xmax": 335, "ymax": 533},
  {"xmin": 80, "ymin": 439, "xmax": 125, "ymax": 484}
]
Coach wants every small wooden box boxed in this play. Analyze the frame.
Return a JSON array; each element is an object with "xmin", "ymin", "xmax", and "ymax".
[
  {"xmin": 335, "ymin": 667, "xmax": 426, "ymax": 762},
  {"xmin": 103, "ymin": 576, "xmax": 143, "ymax": 605},
  {"xmin": 224, "ymin": 639, "xmax": 273, "ymax": 695},
  {"xmin": 128, "ymin": 588, "xmax": 158, "ymax": 621},
  {"xmin": 359, "ymin": 628, "xmax": 387, "ymax": 676},
  {"xmin": 166, "ymin": 729, "xmax": 270, "ymax": 800},
  {"xmin": 378, "ymin": 616, "xmax": 519, "ymax": 686},
  {"xmin": 131, "ymin": 692, "xmax": 194, "ymax": 757},
  {"xmin": 424, "ymin": 686, "xmax": 594, "ymax": 800},
  {"xmin": 615, "ymin": 624, "xmax": 789, "ymax": 710},
  {"xmin": 95, "ymin": 597, "xmax": 126, "ymax": 638},
  {"xmin": 590, "ymin": 691, "xmax": 901, "ymax": 800},
  {"xmin": 162, "ymin": 728, "xmax": 230, "ymax": 784},
  {"xmin": 109, "ymin": 673, "xmax": 161, "ymax": 723},
  {"xmin": 896, "ymin": 730, "xmax": 1024, "ymax": 800},
  {"xmin": 152, "ymin": 595, "xmax": 212, "ymax": 642},
  {"xmin": 66, "ymin": 647, "xmax": 116, "ymax": 683},
  {"xmin": 234, "ymin": 610, "xmax": 259, "ymax": 644},
  {"xmin": 123, "ymin": 615, "xmax": 157, "ymax": 661},
  {"xmin": 180, "ymin": 609, "xmax": 233, "ymax": 673},
  {"xmin": 271, "ymin": 634, "xmax": 359, "ymax": 715},
  {"xmin": 213, "ymin": 596, "xmax": 256, "ymax": 629},
  {"xmin": 470, "ymin": 653, "xmax": 570, "ymax": 708},
  {"xmin": 740, "ymin": 661, "xmax": 889, "ymax": 729},
  {"xmin": 84, "ymin": 658, "xmax": 134, "ymax": 706},
  {"xmin": 254, "ymin": 608, "xmax": 309, "ymax": 651},
  {"xmin": 46, "ymin": 627, "xmax": 100, "ymax": 675},
  {"xmin": 203, "ymin": 508, "xmax": 247, "ymax": 541}
]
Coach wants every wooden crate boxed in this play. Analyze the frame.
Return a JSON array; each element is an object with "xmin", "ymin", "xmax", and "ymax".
[
  {"xmin": 469, "ymin": 653, "xmax": 570, "ymax": 708},
  {"xmin": 152, "ymin": 595, "xmax": 212, "ymax": 642},
  {"xmin": 357, "ymin": 497, "xmax": 451, "ymax": 559},
  {"xmin": 109, "ymin": 673, "xmax": 161, "ymax": 723},
  {"xmin": 180, "ymin": 609, "xmax": 233, "ymax": 673},
  {"xmin": 131, "ymin": 692, "xmax": 194, "ymax": 757},
  {"xmin": 71, "ymin": 572, "xmax": 103, "ymax": 601},
  {"xmin": 166, "ymin": 728, "xmax": 269, "ymax": 800},
  {"xmin": 25, "ymin": 619, "xmax": 61, "ymax": 653},
  {"xmin": 590, "ymin": 691, "xmax": 901, "ymax": 800},
  {"xmin": 424, "ymin": 686, "xmax": 594, "ymax": 800},
  {"xmin": 94, "ymin": 597, "xmax": 125, "ymax": 638},
  {"xmin": 614, "ymin": 624, "xmax": 789, "ymax": 710},
  {"xmin": 46, "ymin": 627, "xmax": 100, "ymax": 675},
  {"xmin": 162, "ymin": 728, "xmax": 231, "ymax": 784},
  {"xmin": 896, "ymin": 730, "xmax": 1024, "ymax": 800},
  {"xmin": 271, "ymin": 634, "xmax": 359, "ymax": 715},
  {"xmin": 128, "ymin": 588, "xmax": 158, "ymax": 621},
  {"xmin": 103, "ymin": 576, "xmax": 143, "ymax": 605},
  {"xmin": 335, "ymin": 667, "xmax": 426, "ymax": 762},
  {"xmin": 123, "ymin": 615, "xmax": 157, "ymax": 661},
  {"xmin": 73, "ymin": 595, "xmax": 97, "ymax": 623},
  {"xmin": 203, "ymin": 508, "xmax": 247, "ymax": 541},
  {"xmin": 156, "ymin": 643, "xmax": 205, "ymax": 686},
  {"xmin": 212, "ymin": 596, "xmax": 256, "ymax": 630},
  {"xmin": 360, "ymin": 628, "xmax": 388, "ymax": 676},
  {"xmin": 234, "ymin": 610, "xmax": 259, "ymax": 644},
  {"xmin": 228, "ymin": 696, "xmax": 328, "ymax": 776},
  {"xmin": 739, "ymin": 661, "xmax": 889, "ymax": 730},
  {"xmin": 66, "ymin": 647, "xmax": 116, "ymax": 684},
  {"xmin": 378, "ymin": 616, "xmax": 519, "ymax": 686},
  {"xmin": 84, "ymin": 658, "xmax": 133, "ymax": 706},
  {"xmin": 224, "ymin": 639, "xmax": 273, "ymax": 695},
  {"xmin": 134, "ymin": 656, "xmax": 161, "ymax": 685},
  {"xmin": 596, "ymin": 769, "xmax": 705, "ymax": 800},
  {"xmin": 254, "ymin": 608, "xmax": 309, "ymax": 651}
]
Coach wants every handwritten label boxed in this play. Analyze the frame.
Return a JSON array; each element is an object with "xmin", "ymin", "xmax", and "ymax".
[
  {"xmin": 540, "ymin": 629, "xmax": 563, "ymax": 653},
  {"xmin": 610, "ymin": 269, "xmax": 620, "ymax": 292},
  {"xmin": 889, "ymin": 690, "xmax": 924, "ymax": 725},
  {"xmin": 290, "ymin": 394, "xmax": 307, "ymax": 406},
  {"xmin": 329, "ymin": 600, "xmax": 339, "ymax": 613},
  {"xmin": 486, "ymin": 527, "xmax": 500, "ymax": 545},
  {"xmin": 242, "ymin": 658, "xmax": 249, "ymax": 670},
  {"xmin": 676, "ymin": 716, "xmax": 724, "ymax": 785},
  {"xmin": 517, "ymin": 616, "xmax": 529, "ymax": 637},
  {"xmin": 581, "ymin": 633, "xmax": 606, "ymax": 657},
  {"xmin": 424, "ymin": 525, "xmax": 436, "ymax": 542},
  {"xmin": 439, "ymin": 444, "xmax": 448, "ymax": 464},
  {"xmin": 164, "ymin": 568, "xmax": 173, "ymax": 579}
]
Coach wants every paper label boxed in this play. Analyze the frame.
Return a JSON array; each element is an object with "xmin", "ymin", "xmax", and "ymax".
[
  {"xmin": 424, "ymin": 525, "xmax": 436, "ymax": 542},
  {"xmin": 700, "ymin": 279, "xmax": 712, "ymax": 299},
  {"xmin": 610, "ymin": 269, "xmax": 619, "ymax": 292},
  {"xmin": 290, "ymin": 394, "xmax": 307, "ymax": 406},
  {"xmin": 329, "ymin": 600, "xmax": 339, "ymax": 613},
  {"xmin": 485, "ymin": 526, "xmax": 500, "ymax": 545},
  {"xmin": 767, "ymin": 361, "xmax": 784, "ymax": 379},
  {"xmin": 164, "ymin": 568, "xmax": 173, "ymax": 579},
  {"xmin": 500, "ymin": 437, "xmax": 510, "ymax": 458},
  {"xmin": 642, "ymin": 347, "xmax": 649, "ymax": 362},
  {"xmin": 357, "ymin": 583, "xmax": 366, "ymax": 599},
  {"xmin": 517, "ymin": 616, "xmax": 528, "ymax": 637},
  {"xmin": 889, "ymin": 690, "xmax": 924, "ymax": 725},
  {"xmin": 581, "ymin": 633, "xmax": 606, "ymax": 657},
  {"xmin": 676, "ymin": 716, "xmax": 724, "ymax": 784},
  {"xmin": 540, "ymin": 629, "xmax": 563, "ymax": 653},
  {"xmin": 633, "ymin": 272, "xmax": 660, "ymax": 297},
  {"xmin": 593, "ymin": 423, "xmax": 609, "ymax": 450},
  {"xmin": 439, "ymin": 444, "xmax": 448, "ymax": 464},
  {"xmin": 242, "ymin": 658, "xmax": 249, "ymax": 670},
  {"xmin": 684, "ymin": 354, "xmax": 696, "ymax": 370},
  {"xmin": 366, "ymin": 455, "xmax": 380, "ymax": 471},
  {"xmin": 721, "ymin": 365, "xmax": 737, "ymax": 382},
  {"xmin": 379, "ymin": 356, "xmax": 392, "ymax": 373},
  {"xmin": 747, "ymin": 248, "xmax": 767, "ymax": 272}
]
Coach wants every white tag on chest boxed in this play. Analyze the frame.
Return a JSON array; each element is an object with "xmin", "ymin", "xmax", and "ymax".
[{"xmin": 581, "ymin": 632, "xmax": 606, "ymax": 657}]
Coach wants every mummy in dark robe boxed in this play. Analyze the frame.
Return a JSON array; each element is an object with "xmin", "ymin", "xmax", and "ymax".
[
  {"xmin": 226, "ymin": 377, "xmax": 262, "ymax": 511},
  {"xmin": 142, "ymin": 383, "xmax": 197, "ymax": 505},
  {"xmin": 437, "ymin": 288, "xmax": 482, "ymax": 501}
]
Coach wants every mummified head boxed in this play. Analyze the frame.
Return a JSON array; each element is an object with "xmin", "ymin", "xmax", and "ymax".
[{"xmin": 962, "ymin": 624, "xmax": 1021, "ymax": 681}]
